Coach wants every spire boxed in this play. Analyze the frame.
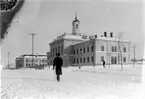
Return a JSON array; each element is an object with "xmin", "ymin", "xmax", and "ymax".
[{"xmin": 75, "ymin": 12, "xmax": 77, "ymax": 20}]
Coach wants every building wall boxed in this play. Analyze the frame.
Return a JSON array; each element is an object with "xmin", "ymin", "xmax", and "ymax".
[
  {"xmin": 94, "ymin": 39, "xmax": 131, "ymax": 65},
  {"xmin": 23, "ymin": 57, "xmax": 47, "ymax": 68},
  {"xmin": 72, "ymin": 40, "xmax": 94, "ymax": 66},
  {"xmin": 16, "ymin": 55, "xmax": 47, "ymax": 68},
  {"xmin": 48, "ymin": 37, "xmax": 131, "ymax": 66},
  {"xmin": 49, "ymin": 38, "xmax": 84, "ymax": 66},
  {"xmin": 48, "ymin": 36, "xmax": 131, "ymax": 67},
  {"xmin": 49, "ymin": 39, "xmax": 64, "ymax": 65},
  {"xmin": 15, "ymin": 57, "xmax": 23, "ymax": 68}
]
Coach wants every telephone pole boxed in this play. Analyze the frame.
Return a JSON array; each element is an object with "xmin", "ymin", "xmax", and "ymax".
[
  {"xmin": 8, "ymin": 52, "xmax": 10, "ymax": 69},
  {"xmin": 132, "ymin": 44, "xmax": 136, "ymax": 67},
  {"xmin": 29, "ymin": 33, "xmax": 36, "ymax": 67}
]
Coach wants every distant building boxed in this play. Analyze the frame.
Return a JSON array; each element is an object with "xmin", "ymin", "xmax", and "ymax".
[
  {"xmin": 15, "ymin": 54, "xmax": 47, "ymax": 68},
  {"xmin": 47, "ymin": 14, "xmax": 131, "ymax": 67}
]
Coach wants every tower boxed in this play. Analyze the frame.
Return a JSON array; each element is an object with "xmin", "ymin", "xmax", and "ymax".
[{"xmin": 72, "ymin": 13, "xmax": 81, "ymax": 35}]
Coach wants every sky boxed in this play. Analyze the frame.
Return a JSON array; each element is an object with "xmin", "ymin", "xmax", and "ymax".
[{"xmin": 1, "ymin": 0, "xmax": 144, "ymax": 66}]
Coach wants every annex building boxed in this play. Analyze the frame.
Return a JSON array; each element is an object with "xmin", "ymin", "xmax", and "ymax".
[
  {"xmin": 15, "ymin": 54, "xmax": 47, "ymax": 68},
  {"xmin": 47, "ymin": 14, "xmax": 131, "ymax": 67}
]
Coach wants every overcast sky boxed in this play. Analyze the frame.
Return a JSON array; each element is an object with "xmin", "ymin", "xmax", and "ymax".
[{"xmin": 1, "ymin": 0, "xmax": 144, "ymax": 66}]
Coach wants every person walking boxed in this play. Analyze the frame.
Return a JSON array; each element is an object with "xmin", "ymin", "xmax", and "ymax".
[
  {"xmin": 102, "ymin": 60, "xmax": 106, "ymax": 68},
  {"xmin": 53, "ymin": 53, "xmax": 63, "ymax": 82}
]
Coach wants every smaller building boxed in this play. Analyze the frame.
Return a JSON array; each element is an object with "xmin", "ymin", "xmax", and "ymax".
[{"xmin": 15, "ymin": 54, "xmax": 47, "ymax": 69}]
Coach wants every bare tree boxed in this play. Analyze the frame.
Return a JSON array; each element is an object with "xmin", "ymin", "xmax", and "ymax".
[
  {"xmin": 118, "ymin": 32, "xmax": 123, "ymax": 71},
  {"xmin": 132, "ymin": 44, "xmax": 136, "ymax": 67}
]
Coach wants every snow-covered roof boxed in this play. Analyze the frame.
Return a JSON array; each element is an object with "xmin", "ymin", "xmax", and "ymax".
[
  {"xmin": 97, "ymin": 36, "xmax": 131, "ymax": 42},
  {"xmin": 23, "ymin": 56, "xmax": 47, "ymax": 58},
  {"xmin": 56, "ymin": 33, "xmax": 84, "ymax": 40},
  {"xmin": 50, "ymin": 32, "xmax": 130, "ymax": 45}
]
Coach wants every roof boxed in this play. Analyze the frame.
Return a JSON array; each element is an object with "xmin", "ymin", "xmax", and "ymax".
[
  {"xmin": 24, "ymin": 56, "xmax": 47, "ymax": 58},
  {"xmin": 49, "ymin": 33, "xmax": 86, "ymax": 45},
  {"xmin": 97, "ymin": 36, "xmax": 131, "ymax": 43}
]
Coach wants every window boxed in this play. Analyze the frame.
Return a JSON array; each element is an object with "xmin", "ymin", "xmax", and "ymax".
[
  {"xmin": 111, "ymin": 46, "xmax": 114, "ymax": 52},
  {"xmin": 80, "ymin": 58, "xmax": 82, "ymax": 63},
  {"xmin": 83, "ymin": 57, "xmax": 86, "ymax": 63},
  {"xmin": 111, "ymin": 57, "xmax": 117, "ymax": 64},
  {"xmin": 74, "ymin": 50, "xmax": 75, "ymax": 55},
  {"xmin": 83, "ymin": 47, "xmax": 85, "ymax": 53},
  {"xmin": 101, "ymin": 45, "xmax": 104, "ymax": 51},
  {"xmin": 91, "ymin": 56, "xmax": 94, "ymax": 62},
  {"xmin": 115, "ymin": 46, "xmax": 117, "ymax": 52},
  {"xmin": 87, "ymin": 47, "xmax": 89, "ymax": 52},
  {"xmin": 91, "ymin": 46, "xmax": 94, "ymax": 52},
  {"xmin": 123, "ymin": 47, "xmax": 126, "ymax": 52},
  {"xmin": 123, "ymin": 57, "xmax": 126, "ymax": 62},
  {"xmin": 87, "ymin": 57, "xmax": 89, "ymax": 63},
  {"xmin": 74, "ymin": 58, "xmax": 76, "ymax": 63},
  {"xmin": 101, "ymin": 56, "xmax": 104, "ymax": 61},
  {"xmin": 112, "ymin": 46, "xmax": 117, "ymax": 52},
  {"xmin": 80, "ymin": 48, "xmax": 82, "ymax": 54}
]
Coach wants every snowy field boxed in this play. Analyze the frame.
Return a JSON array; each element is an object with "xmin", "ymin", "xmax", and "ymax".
[{"xmin": 1, "ymin": 64, "xmax": 145, "ymax": 99}]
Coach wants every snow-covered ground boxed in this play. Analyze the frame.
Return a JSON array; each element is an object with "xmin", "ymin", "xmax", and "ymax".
[{"xmin": 1, "ymin": 64, "xmax": 145, "ymax": 99}]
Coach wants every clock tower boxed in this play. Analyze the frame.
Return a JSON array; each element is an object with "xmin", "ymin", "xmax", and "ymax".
[{"xmin": 72, "ymin": 13, "xmax": 81, "ymax": 35}]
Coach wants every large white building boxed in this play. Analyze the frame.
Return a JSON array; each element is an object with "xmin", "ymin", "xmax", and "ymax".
[{"xmin": 47, "ymin": 14, "xmax": 131, "ymax": 67}]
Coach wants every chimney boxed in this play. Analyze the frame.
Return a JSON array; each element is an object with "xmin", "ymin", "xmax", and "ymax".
[
  {"xmin": 104, "ymin": 32, "xmax": 107, "ymax": 37},
  {"xmin": 95, "ymin": 35, "xmax": 97, "ymax": 38},
  {"xmin": 110, "ymin": 32, "xmax": 113, "ymax": 37}
]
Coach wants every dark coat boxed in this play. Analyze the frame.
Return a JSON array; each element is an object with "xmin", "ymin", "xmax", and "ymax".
[
  {"xmin": 53, "ymin": 56, "xmax": 63, "ymax": 75},
  {"xmin": 103, "ymin": 60, "xmax": 105, "ymax": 65}
]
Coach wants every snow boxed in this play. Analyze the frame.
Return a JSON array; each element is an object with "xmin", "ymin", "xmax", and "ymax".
[{"xmin": 1, "ymin": 64, "xmax": 145, "ymax": 99}]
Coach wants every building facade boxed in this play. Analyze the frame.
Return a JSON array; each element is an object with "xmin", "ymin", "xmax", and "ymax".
[
  {"xmin": 15, "ymin": 54, "xmax": 47, "ymax": 68},
  {"xmin": 47, "ymin": 14, "xmax": 131, "ymax": 67}
]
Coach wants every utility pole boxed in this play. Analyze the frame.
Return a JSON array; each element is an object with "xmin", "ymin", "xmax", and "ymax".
[
  {"xmin": 132, "ymin": 44, "xmax": 136, "ymax": 67},
  {"xmin": 29, "ymin": 33, "xmax": 36, "ymax": 67},
  {"xmin": 8, "ymin": 52, "xmax": 10, "ymax": 69}
]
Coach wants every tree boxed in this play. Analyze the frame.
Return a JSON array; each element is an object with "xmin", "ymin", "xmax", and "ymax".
[{"xmin": 118, "ymin": 32, "xmax": 123, "ymax": 71}]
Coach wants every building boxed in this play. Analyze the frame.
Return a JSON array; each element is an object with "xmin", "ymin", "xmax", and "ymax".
[
  {"xmin": 15, "ymin": 54, "xmax": 47, "ymax": 68},
  {"xmin": 47, "ymin": 14, "xmax": 131, "ymax": 67}
]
